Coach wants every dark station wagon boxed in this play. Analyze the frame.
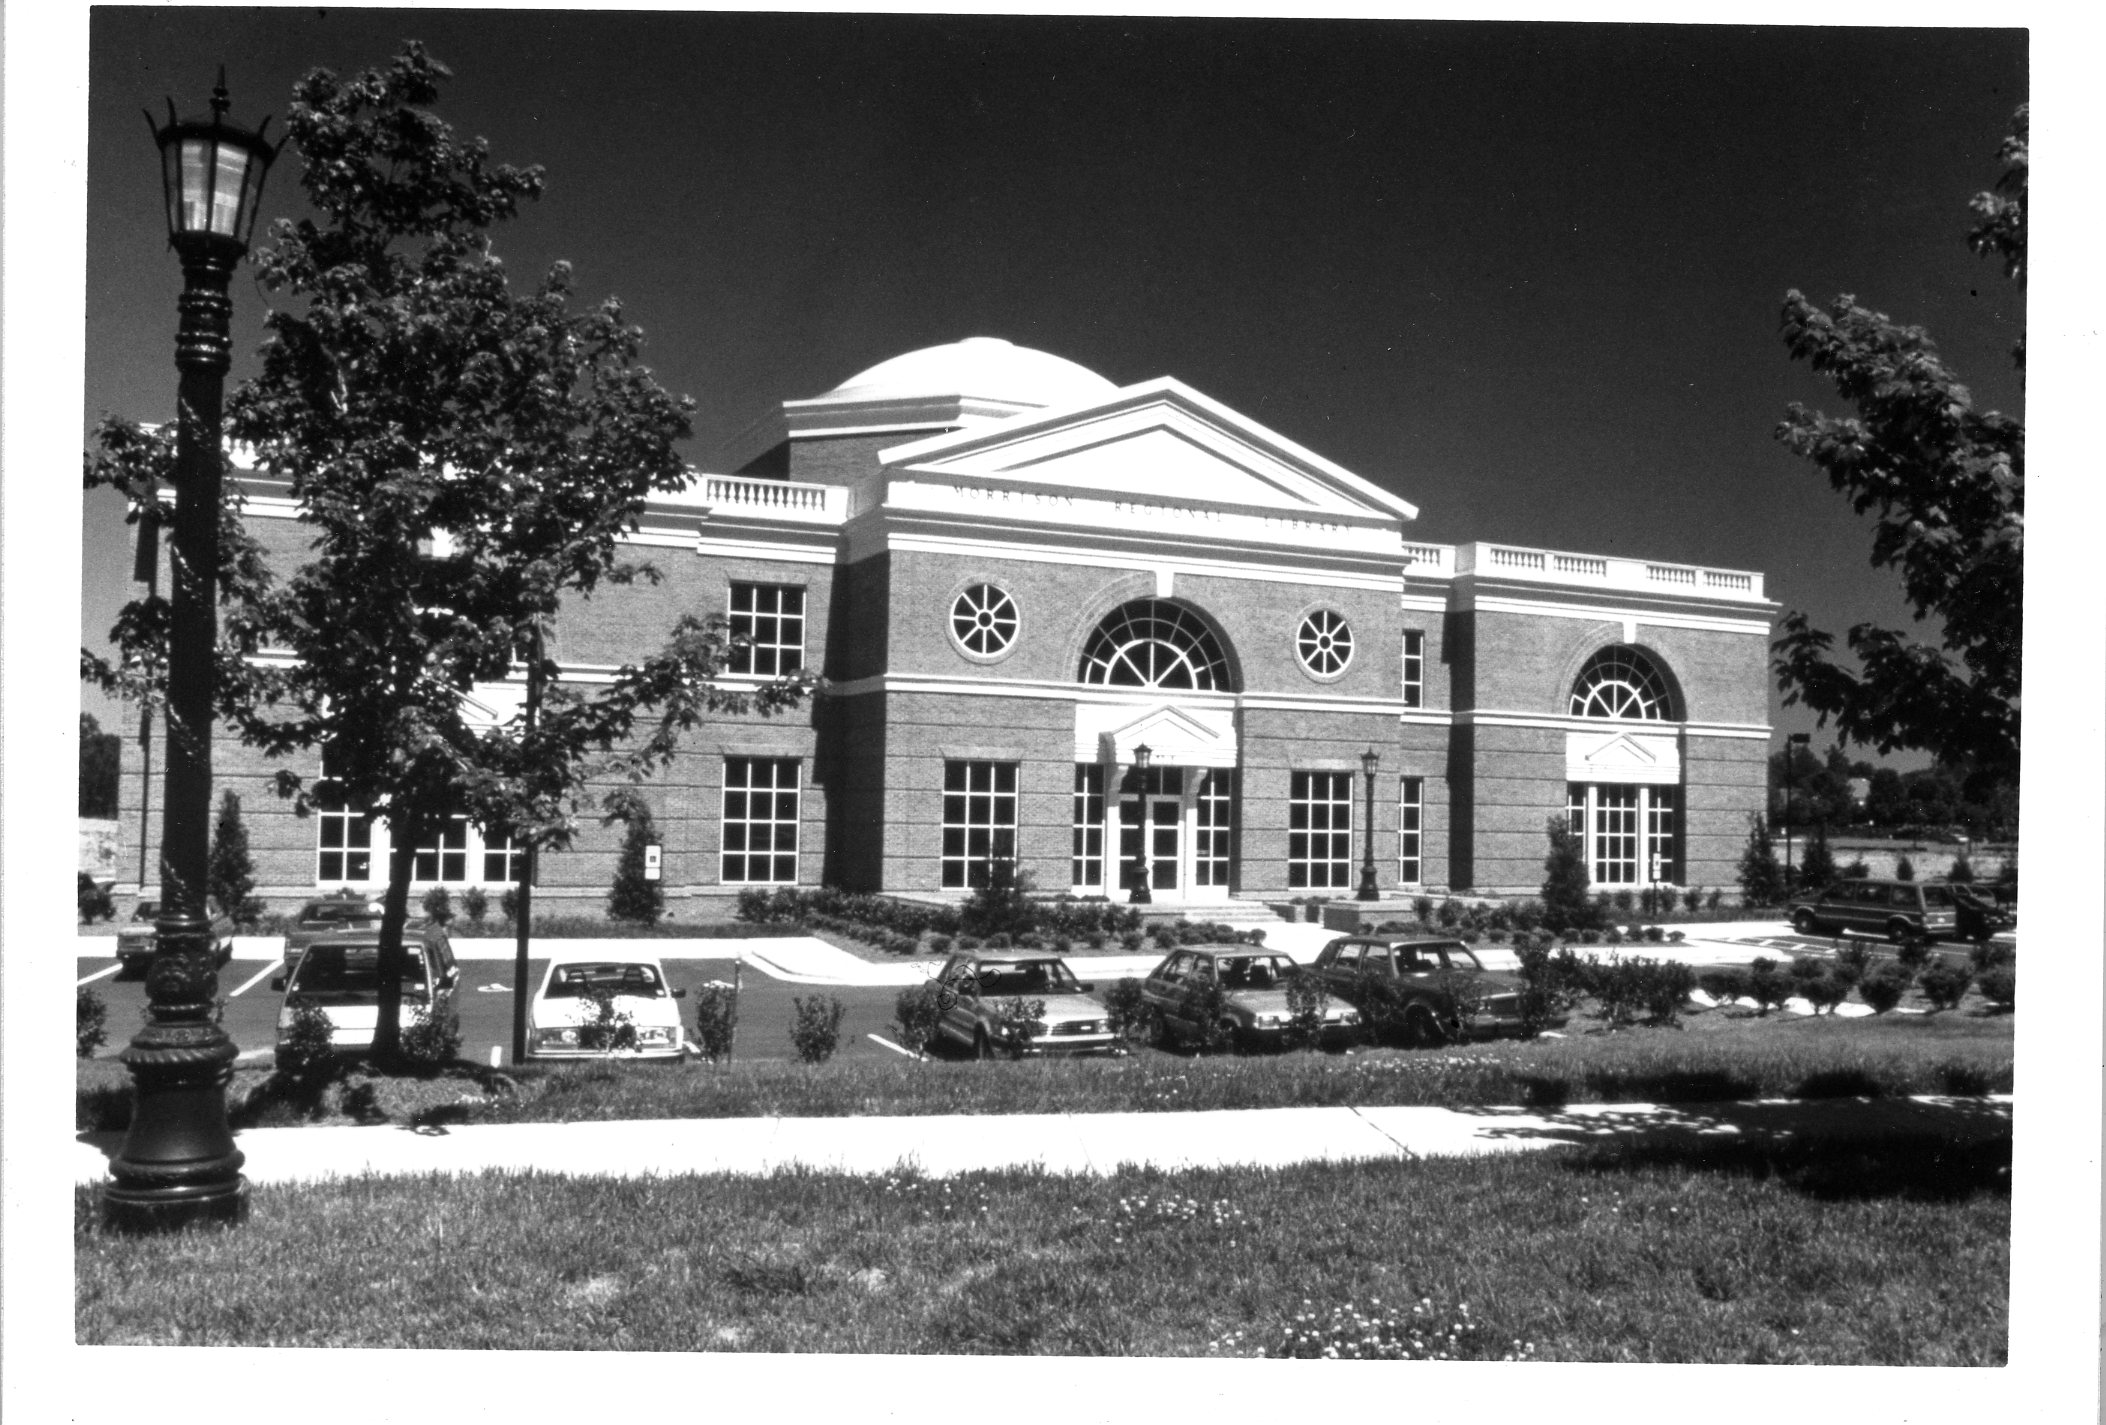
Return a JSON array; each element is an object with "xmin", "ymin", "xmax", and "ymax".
[
  {"xmin": 1306, "ymin": 935, "xmax": 1548, "ymax": 1047},
  {"xmin": 1786, "ymin": 879, "xmax": 1962, "ymax": 944}
]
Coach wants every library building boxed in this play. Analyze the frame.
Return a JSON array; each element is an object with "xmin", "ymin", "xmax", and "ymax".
[{"xmin": 116, "ymin": 337, "xmax": 1777, "ymax": 911}]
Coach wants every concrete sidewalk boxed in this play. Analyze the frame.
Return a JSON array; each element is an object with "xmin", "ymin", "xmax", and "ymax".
[{"xmin": 72, "ymin": 1094, "xmax": 2011, "ymax": 1188}]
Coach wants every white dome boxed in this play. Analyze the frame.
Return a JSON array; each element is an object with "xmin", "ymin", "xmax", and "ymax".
[{"xmin": 823, "ymin": 337, "xmax": 1115, "ymax": 410}]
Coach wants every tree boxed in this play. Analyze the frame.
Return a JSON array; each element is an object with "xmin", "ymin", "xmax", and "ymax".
[
  {"xmin": 1797, "ymin": 822, "xmax": 1838, "ymax": 891},
  {"xmin": 1539, "ymin": 816, "xmax": 1593, "ymax": 932},
  {"xmin": 208, "ymin": 790, "xmax": 261, "ymax": 926},
  {"xmin": 1736, "ymin": 814, "xmax": 1784, "ymax": 908},
  {"xmin": 1772, "ymin": 106, "xmax": 2024, "ymax": 787},
  {"xmin": 604, "ymin": 789, "xmax": 664, "ymax": 925},
  {"xmin": 79, "ymin": 714, "xmax": 122, "ymax": 818},
  {"xmin": 81, "ymin": 45, "xmax": 812, "ymax": 1061}
]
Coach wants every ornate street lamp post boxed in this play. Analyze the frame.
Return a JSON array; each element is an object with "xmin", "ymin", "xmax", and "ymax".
[
  {"xmin": 1124, "ymin": 744, "xmax": 1153, "ymax": 906},
  {"xmin": 1356, "ymin": 748, "xmax": 1380, "ymax": 902},
  {"xmin": 103, "ymin": 73, "xmax": 280, "ymax": 1231}
]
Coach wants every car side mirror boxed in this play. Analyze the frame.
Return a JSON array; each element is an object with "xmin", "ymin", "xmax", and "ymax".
[
  {"xmin": 672, "ymin": 987, "xmax": 688, "ymax": 999},
  {"xmin": 270, "ymin": 974, "xmax": 287, "ymax": 992}
]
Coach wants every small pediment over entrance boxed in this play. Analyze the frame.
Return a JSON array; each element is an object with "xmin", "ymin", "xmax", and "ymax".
[
  {"xmin": 1565, "ymin": 729, "xmax": 1681, "ymax": 786},
  {"xmin": 1074, "ymin": 701, "xmax": 1238, "ymax": 769},
  {"xmin": 882, "ymin": 377, "xmax": 1417, "ymax": 525}
]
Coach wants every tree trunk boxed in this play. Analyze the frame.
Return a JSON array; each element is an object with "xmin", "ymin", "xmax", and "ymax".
[{"xmin": 373, "ymin": 824, "xmax": 422, "ymax": 1064}]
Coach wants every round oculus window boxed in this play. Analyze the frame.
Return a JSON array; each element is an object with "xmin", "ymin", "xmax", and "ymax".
[
  {"xmin": 1296, "ymin": 609, "xmax": 1354, "ymax": 677},
  {"xmin": 951, "ymin": 583, "xmax": 1019, "ymax": 657}
]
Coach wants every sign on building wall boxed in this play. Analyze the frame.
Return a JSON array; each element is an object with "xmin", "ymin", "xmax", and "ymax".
[{"xmin": 643, "ymin": 844, "xmax": 662, "ymax": 882}]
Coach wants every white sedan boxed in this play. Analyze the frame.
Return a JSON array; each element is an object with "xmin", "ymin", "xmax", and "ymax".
[{"xmin": 526, "ymin": 953, "xmax": 690, "ymax": 1063}]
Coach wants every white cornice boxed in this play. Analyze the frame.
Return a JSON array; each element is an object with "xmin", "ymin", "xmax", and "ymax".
[
  {"xmin": 1456, "ymin": 709, "xmax": 1772, "ymax": 739},
  {"xmin": 821, "ymin": 671, "xmax": 1416, "ymax": 717},
  {"xmin": 876, "ymin": 529, "xmax": 1405, "ymax": 592},
  {"xmin": 1463, "ymin": 593, "xmax": 1773, "ymax": 636}
]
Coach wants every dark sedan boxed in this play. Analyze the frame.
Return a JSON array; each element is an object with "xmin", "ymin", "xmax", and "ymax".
[
  {"xmin": 1136, "ymin": 946, "xmax": 1361, "ymax": 1052},
  {"xmin": 1306, "ymin": 935, "xmax": 1546, "ymax": 1047}
]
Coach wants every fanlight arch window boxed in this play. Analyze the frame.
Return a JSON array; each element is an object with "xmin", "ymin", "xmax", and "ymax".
[
  {"xmin": 1078, "ymin": 599, "xmax": 1234, "ymax": 691},
  {"xmin": 1569, "ymin": 646, "xmax": 1677, "ymax": 721}
]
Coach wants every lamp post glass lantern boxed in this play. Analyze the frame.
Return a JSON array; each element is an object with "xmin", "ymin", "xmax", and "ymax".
[
  {"xmin": 102, "ymin": 72, "xmax": 279, "ymax": 1232},
  {"xmin": 1356, "ymin": 748, "xmax": 1380, "ymax": 901}
]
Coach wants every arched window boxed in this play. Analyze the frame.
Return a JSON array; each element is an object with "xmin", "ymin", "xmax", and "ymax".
[
  {"xmin": 1078, "ymin": 599, "xmax": 1233, "ymax": 691},
  {"xmin": 1569, "ymin": 646, "xmax": 1676, "ymax": 721}
]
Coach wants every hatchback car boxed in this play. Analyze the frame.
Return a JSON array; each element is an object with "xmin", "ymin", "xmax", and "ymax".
[
  {"xmin": 928, "ymin": 952, "xmax": 1120, "ymax": 1058},
  {"xmin": 1786, "ymin": 878, "xmax": 1962, "ymax": 943},
  {"xmin": 115, "ymin": 898, "xmax": 235, "ymax": 975},
  {"xmin": 273, "ymin": 919, "xmax": 461, "ymax": 1063},
  {"xmin": 1306, "ymin": 935, "xmax": 1542, "ymax": 1046},
  {"xmin": 527, "ymin": 954, "xmax": 690, "ymax": 1062},
  {"xmin": 1137, "ymin": 946, "xmax": 1361, "ymax": 1052}
]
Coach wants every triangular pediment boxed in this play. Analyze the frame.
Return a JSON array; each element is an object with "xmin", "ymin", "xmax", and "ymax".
[
  {"xmin": 1566, "ymin": 729, "xmax": 1682, "ymax": 786},
  {"xmin": 1584, "ymin": 734, "xmax": 1661, "ymax": 770},
  {"xmin": 881, "ymin": 377, "xmax": 1417, "ymax": 524}
]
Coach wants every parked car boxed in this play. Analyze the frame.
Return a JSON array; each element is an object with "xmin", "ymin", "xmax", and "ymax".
[
  {"xmin": 280, "ymin": 896, "xmax": 388, "ymax": 972},
  {"xmin": 526, "ymin": 953, "xmax": 690, "ymax": 1063},
  {"xmin": 1786, "ymin": 878, "xmax": 1962, "ymax": 943},
  {"xmin": 115, "ymin": 898, "xmax": 234, "ymax": 975},
  {"xmin": 929, "ymin": 952, "xmax": 1121, "ymax": 1058},
  {"xmin": 272, "ymin": 918, "xmax": 460, "ymax": 1063},
  {"xmin": 1305, "ymin": 935, "xmax": 1543, "ymax": 1047},
  {"xmin": 1136, "ymin": 946, "xmax": 1361, "ymax": 1052}
]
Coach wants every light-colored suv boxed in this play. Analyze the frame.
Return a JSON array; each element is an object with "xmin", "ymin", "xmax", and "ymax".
[{"xmin": 1787, "ymin": 879, "xmax": 1961, "ymax": 943}]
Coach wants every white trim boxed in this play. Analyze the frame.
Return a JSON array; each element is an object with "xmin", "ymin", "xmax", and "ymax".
[
  {"xmin": 884, "ymin": 532, "xmax": 1405, "ymax": 592},
  {"xmin": 823, "ymin": 671, "xmax": 1418, "ymax": 717},
  {"xmin": 695, "ymin": 535, "xmax": 838, "ymax": 566},
  {"xmin": 1459, "ymin": 709, "xmax": 1771, "ymax": 739},
  {"xmin": 1399, "ymin": 593, "xmax": 1449, "ymax": 613},
  {"xmin": 1463, "ymin": 593, "xmax": 1774, "ymax": 636}
]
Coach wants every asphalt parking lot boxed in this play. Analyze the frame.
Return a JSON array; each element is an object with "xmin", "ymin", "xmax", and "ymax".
[{"xmin": 75, "ymin": 953, "xmax": 921, "ymax": 1067}]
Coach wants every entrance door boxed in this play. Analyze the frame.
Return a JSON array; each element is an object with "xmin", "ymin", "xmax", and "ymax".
[{"xmin": 1116, "ymin": 766, "xmax": 1184, "ymax": 898}]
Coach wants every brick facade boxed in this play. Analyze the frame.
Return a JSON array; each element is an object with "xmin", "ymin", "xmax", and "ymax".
[{"xmin": 114, "ymin": 339, "xmax": 1777, "ymax": 911}]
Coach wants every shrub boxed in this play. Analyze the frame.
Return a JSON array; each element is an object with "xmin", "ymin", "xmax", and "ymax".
[
  {"xmin": 890, "ymin": 982, "xmax": 943, "ymax": 1058},
  {"xmin": 734, "ymin": 887, "xmax": 774, "ymax": 923},
  {"xmin": 499, "ymin": 886, "xmax": 521, "ymax": 923},
  {"xmin": 961, "ymin": 857, "xmax": 1035, "ymax": 939},
  {"xmin": 992, "ymin": 995, "xmax": 1049, "ymax": 1052},
  {"xmin": 1835, "ymin": 941, "xmax": 1873, "ymax": 977},
  {"xmin": 461, "ymin": 886, "xmax": 489, "ymax": 926},
  {"xmin": 1745, "ymin": 957, "xmax": 1792, "ymax": 1015},
  {"xmin": 1798, "ymin": 970, "xmax": 1850, "ymax": 1016},
  {"xmin": 1976, "ymin": 964, "xmax": 2015, "ymax": 1011},
  {"xmin": 1737, "ymin": 814, "xmax": 1784, "ymax": 907},
  {"xmin": 1281, "ymin": 972, "xmax": 1334, "ymax": 1051},
  {"xmin": 1857, "ymin": 964, "xmax": 1911, "ymax": 1015},
  {"xmin": 1894, "ymin": 853, "xmax": 1916, "ymax": 882},
  {"xmin": 1539, "ymin": 819, "xmax": 1593, "ymax": 932},
  {"xmin": 1696, "ymin": 966, "xmax": 1751, "ymax": 1005},
  {"xmin": 1969, "ymin": 939, "xmax": 2015, "ymax": 973},
  {"xmin": 1436, "ymin": 898, "xmax": 1464, "ymax": 929},
  {"xmin": 1412, "ymin": 896, "xmax": 1434, "ymax": 923},
  {"xmin": 986, "ymin": 932, "xmax": 1013, "ymax": 951},
  {"xmin": 1946, "ymin": 849, "xmax": 1975, "ymax": 883},
  {"xmin": 421, "ymin": 885, "xmax": 454, "ymax": 926},
  {"xmin": 1798, "ymin": 823, "xmax": 1839, "ymax": 891},
  {"xmin": 208, "ymin": 790, "xmax": 264, "ymax": 927},
  {"xmin": 927, "ymin": 933, "xmax": 954, "ymax": 955},
  {"xmin": 1611, "ymin": 888, "xmax": 1634, "ymax": 914},
  {"xmin": 1642, "ymin": 925, "xmax": 1664, "ymax": 943},
  {"xmin": 1579, "ymin": 928, "xmax": 1601, "ymax": 946},
  {"xmin": 399, "ymin": 1003, "xmax": 463, "ymax": 1071},
  {"xmin": 1637, "ymin": 959, "xmax": 1698, "ymax": 1025},
  {"xmin": 789, "ymin": 995, "xmax": 847, "ymax": 1063},
  {"xmin": 1894, "ymin": 935, "xmax": 1933, "ymax": 974},
  {"xmin": 1705, "ymin": 888, "xmax": 1723, "ymax": 912},
  {"xmin": 1516, "ymin": 943, "xmax": 1586, "ymax": 1036},
  {"xmin": 77, "ymin": 873, "xmax": 115, "ymax": 926},
  {"xmin": 271, "ymin": 1001, "xmax": 344, "ymax": 1107},
  {"xmin": 1919, "ymin": 962, "xmax": 1974, "ymax": 1013},
  {"xmin": 1843, "ymin": 857, "xmax": 1871, "ymax": 880},
  {"xmin": 576, "ymin": 986, "xmax": 639, "ymax": 1053},
  {"xmin": 1120, "ymin": 931, "xmax": 1144, "ymax": 952},
  {"xmin": 76, "ymin": 986, "xmax": 109, "ymax": 1058},
  {"xmin": 693, "ymin": 983, "xmax": 739, "ymax": 1061},
  {"xmin": 1101, "ymin": 977, "xmax": 1150, "ymax": 1045},
  {"xmin": 605, "ymin": 791, "xmax": 665, "ymax": 925}
]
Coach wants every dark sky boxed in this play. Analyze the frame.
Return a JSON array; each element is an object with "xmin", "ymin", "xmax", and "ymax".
[{"xmin": 79, "ymin": 12, "xmax": 2028, "ymax": 763}]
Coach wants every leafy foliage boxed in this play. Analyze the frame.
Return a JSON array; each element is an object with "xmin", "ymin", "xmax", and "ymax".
[
  {"xmin": 693, "ymin": 983, "xmax": 740, "ymax": 1062},
  {"xmin": 1857, "ymin": 964, "xmax": 1912, "ymax": 1016},
  {"xmin": 76, "ymin": 986, "xmax": 109, "ymax": 1059},
  {"xmin": 1282, "ymin": 971, "xmax": 1334, "ymax": 1051},
  {"xmin": 1919, "ymin": 962, "xmax": 1974, "ymax": 1013},
  {"xmin": 208, "ymin": 791, "xmax": 264, "ymax": 926},
  {"xmin": 79, "ymin": 714, "xmax": 121, "ymax": 818},
  {"xmin": 1736, "ymin": 815, "xmax": 1784, "ymax": 907},
  {"xmin": 1539, "ymin": 816, "xmax": 1594, "ymax": 932},
  {"xmin": 1773, "ymin": 106, "xmax": 2024, "ymax": 782},
  {"xmin": 77, "ymin": 873, "xmax": 116, "ymax": 926},
  {"xmin": 960, "ymin": 857, "xmax": 1036, "ymax": 938},
  {"xmin": 1975, "ymin": 964, "xmax": 2015, "ymax": 1011},
  {"xmin": 399, "ymin": 1002, "xmax": 463, "ymax": 1071},
  {"xmin": 1100, "ymin": 977, "xmax": 1151, "ymax": 1046},
  {"xmin": 604, "ymin": 790, "xmax": 664, "ymax": 925},
  {"xmin": 420, "ymin": 885, "xmax": 454, "ymax": 925},
  {"xmin": 789, "ymin": 995, "xmax": 847, "ymax": 1064},
  {"xmin": 890, "ymin": 982, "xmax": 943, "ymax": 1058},
  {"xmin": 576, "ymin": 986, "xmax": 639, "ymax": 1053},
  {"xmin": 1796, "ymin": 823, "xmax": 1838, "ymax": 891},
  {"xmin": 81, "ymin": 44, "xmax": 811, "ymax": 1061}
]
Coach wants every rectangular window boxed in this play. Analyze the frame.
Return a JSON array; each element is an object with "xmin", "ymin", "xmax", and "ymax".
[
  {"xmin": 1398, "ymin": 776, "xmax": 1423, "ymax": 886},
  {"xmin": 1593, "ymin": 785, "xmax": 1639, "ymax": 884},
  {"xmin": 728, "ymin": 583, "xmax": 806, "ymax": 677},
  {"xmin": 1646, "ymin": 786, "xmax": 1679, "ymax": 885},
  {"xmin": 1402, "ymin": 630, "xmax": 1425, "ymax": 708},
  {"xmin": 1195, "ymin": 768, "xmax": 1234, "ymax": 888},
  {"xmin": 1287, "ymin": 771, "xmax": 1354, "ymax": 889},
  {"xmin": 316, "ymin": 800, "xmax": 375, "ymax": 883},
  {"xmin": 413, "ymin": 816, "xmax": 471, "ymax": 884},
  {"xmin": 721, "ymin": 757, "xmax": 800, "ymax": 884},
  {"xmin": 942, "ymin": 761, "xmax": 1018, "ymax": 889},
  {"xmin": 1071, "ymin": 764, "xmax": 1104, "ymax": 890},
  {"xmin": 481, "ymin": 831, "xmax": 526, "ymax": 885}
]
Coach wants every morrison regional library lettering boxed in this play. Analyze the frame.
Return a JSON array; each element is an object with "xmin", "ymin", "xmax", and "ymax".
[{"xmin": 115, "ymin": 337, "xmax": 1778, "ymax": 912}]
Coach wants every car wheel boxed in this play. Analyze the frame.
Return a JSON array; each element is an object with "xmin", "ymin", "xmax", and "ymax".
[
  {"xmin": 1790, "ymin": 908, "xmax": 1818, "ymax": 935},
  {"xmin": 1886, "ymin": 919, "xmax": 1915, "ymax": 944},
  {"xmin": 1401, "ymin": 1004, "xmax": 1446, "ymax": 1049},
  {"xmin": 973, "ymin": 1028, "xmax": 994, "ymax": 1061},
  {"xmin": 1214, "ymin": 1020, "xmax": 1241, "ymax": 1055}
]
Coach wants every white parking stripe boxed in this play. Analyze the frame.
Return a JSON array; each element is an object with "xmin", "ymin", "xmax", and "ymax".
[
  {"xmin": 230, "ymin": 960, "xmax": 282, "ymax": 997},
  {"xmin": 76, "ymin": 964, "xmax": 122, "ymax": 987},
  {"xmin": 866, "ymin": 1033, "xmax": 921, "ymax": 1059}
]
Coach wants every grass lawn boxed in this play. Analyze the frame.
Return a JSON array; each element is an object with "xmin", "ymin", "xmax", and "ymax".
[
  {"xmin": 76, "ymin": 999, "xmax": 2013, "ymax": 1131},
  {"xmin": 73, "ymin": 1132, "xmax": 2008, "ymax": 1361}
]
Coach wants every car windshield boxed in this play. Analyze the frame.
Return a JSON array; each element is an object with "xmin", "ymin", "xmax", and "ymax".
[
  {"xmin": 132, "ymin": 901, "xmax": 159, "ymax": 921},
  {"xmin": 974, "ymin": 960, "xmax": 1080, "ymax": 995},
  {"xmin": 544, "ymin": 962, "xmax": 667, "ymax": 999},
  {"xmin": 1215, "ymin": 955, "xmax": 1293, "ymax": 989},
  {"xmin": 306, "ymin": 903, "xmax": 384, "ymax": 925},
  {"xmin": 288, "ymin": 947, "xmax": 426, "ymax": 995}
]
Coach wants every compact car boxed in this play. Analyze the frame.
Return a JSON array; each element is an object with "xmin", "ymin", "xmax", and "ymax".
[
  {"xmin": 928, "ymin": 952, "xmax": 1120, "ymax": 1058},
  {"xmin": 1136, "ymin": 946, "xmax": 1361, "ymax": 1051},
  {"xmin": 526, "ymin": 953, "xmax": 690, "ymax": 1063},
  {"xmin": 280, "ymin": 896, "xmax": 388, "ymax": 971},
  {"xmin": 1786, "ymin": 878, "xmax": 1962, "ymax": 943},
  {"xmin": 273, "ymin": 918, "xmax": 460, "ymax": 1063},
  {"xmin": 115, "ymin": 898, "xmax": 234, "ymax": 975},
  {"xmin": 1306, "ymin": 935, "xmax": 1542, "ymax": 1047}
]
